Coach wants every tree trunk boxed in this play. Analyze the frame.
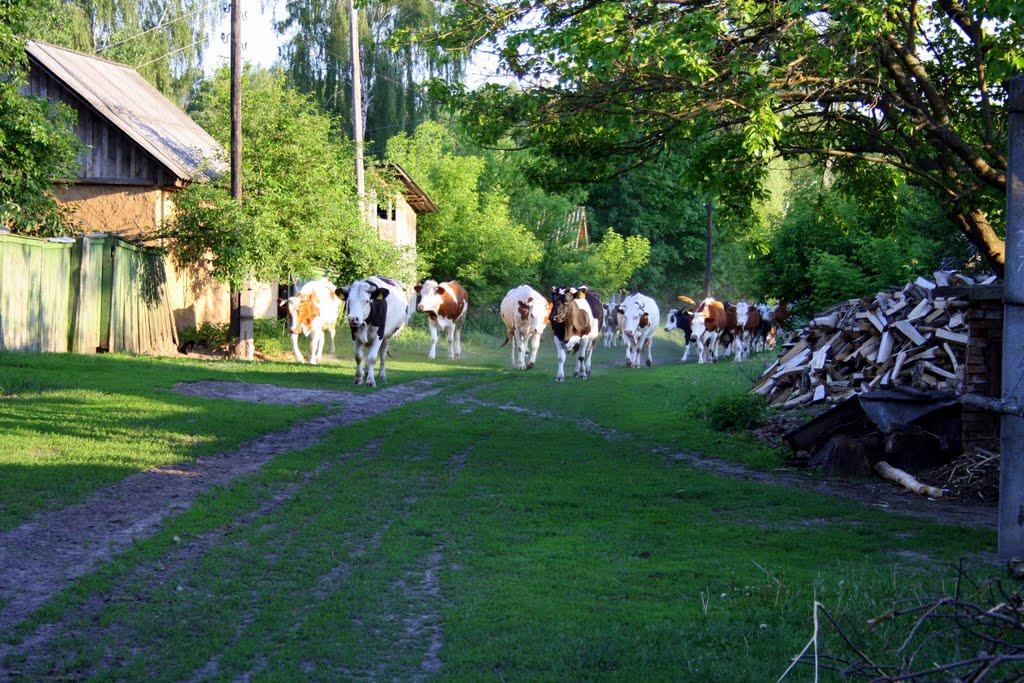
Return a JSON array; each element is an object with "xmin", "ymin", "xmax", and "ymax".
[
  {"xmin": 950, "ymin": 207, "xmax": 1005, "ymax": 277},
  {"xmin": 704, "ymin": 200, "xmax": 714, "ymax": 298}
]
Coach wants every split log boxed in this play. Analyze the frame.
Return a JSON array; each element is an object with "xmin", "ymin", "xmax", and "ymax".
[
  {"xmin": 934, "ymin": 328, "xmax": 968, "ymax": 345},
  {"xmin": 874, "ymin": 461, "xmax": 945, "ymax": 498}
]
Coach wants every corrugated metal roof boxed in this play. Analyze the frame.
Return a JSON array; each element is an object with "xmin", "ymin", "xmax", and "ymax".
[
  {"xmin": 26, "ymin": 40, "xmax": 226, "ymax": 183},
  {"xmin": 385, "ymin": 162, "xmax": 438, "ymax": 214}
]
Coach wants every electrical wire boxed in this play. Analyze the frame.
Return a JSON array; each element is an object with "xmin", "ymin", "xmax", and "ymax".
[
  {"xmin": 97, "ymin": 0, "xmax": 218, "ymax": 53},
  {"xmin": 136, "ymin": 36, "xmax": 208, "ymax": 68}
]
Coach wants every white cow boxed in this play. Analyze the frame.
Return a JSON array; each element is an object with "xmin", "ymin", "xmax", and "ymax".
[
  {"xmin": 500, "ymin": 285, "xmax": 550, "ymax": 370},
  {"xmin": 616, "ymin": 293, "xmax": 660, "ymax": 368},
  {"xmin": 284, "ymin": 278, "xmax": 340, "ymax": 365},
  {"xmin": 339, "ymin": 275, "xmax": 409, "ymax": 387}
]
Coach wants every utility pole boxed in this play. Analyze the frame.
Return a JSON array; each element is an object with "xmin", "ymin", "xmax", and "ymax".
[
  {"xmin": 703, "ymin": 199, "xmax": 714, "ymax": 299},
  {"xmin": 229, "ymin": 0, "xmax": 253, "ymax": 360},
  {"xmin": 999, "ymin": 74, "xmax": 1024, "ymax": 560},
  {"xmin": 349, "ymin": 0, "xmax": 365, "ymax": 213}
]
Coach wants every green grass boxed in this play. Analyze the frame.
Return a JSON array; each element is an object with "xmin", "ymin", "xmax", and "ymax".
[
  {"xmin": 4, "ymin": 394, "xmax": 995, "ymax": 680},
  {"xmin": 0, "ymin": 330, "xmax": 1002, "ymax": 679}
]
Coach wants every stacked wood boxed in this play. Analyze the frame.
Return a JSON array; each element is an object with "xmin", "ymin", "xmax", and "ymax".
[{"xmin": 753, "ymin": 271, "xmax": 997, "ymax": 407}]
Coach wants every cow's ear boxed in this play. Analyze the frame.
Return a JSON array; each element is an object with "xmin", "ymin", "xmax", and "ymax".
[
  {"xmin": 617, "ymin": 306, "xmax": 625, "ymax": 314},
  {"xmin": 414, "ymin": 283, "xmax": 422, "ymax": 293},
  {"xmin": 526, "ymin": 296, "xmax": 533, "ymax": 304},
  {"xmin": 374, "ymin": 288, "xmax": 387, "ymax": 301},
  {"xmin": 336, "ymin": 287, "xmax": 348, "ymax": 300},
  {"xmin": 436, "ymin": 286, "xmax": 447, "ymax": 297}
]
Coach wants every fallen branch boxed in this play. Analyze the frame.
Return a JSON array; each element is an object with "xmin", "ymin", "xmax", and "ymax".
[{"xmin": 874, "ymin": 461, "xmax": 945, "ymax": 498}]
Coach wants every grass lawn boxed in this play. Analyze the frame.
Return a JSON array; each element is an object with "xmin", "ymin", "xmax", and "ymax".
[
  {"xmin": 0, "ymin": 328, "xmax": 1002, "ymax": 679},
  {"xmin": 4, "ymin": 393, "xmax": 996, "ymax": 680}
]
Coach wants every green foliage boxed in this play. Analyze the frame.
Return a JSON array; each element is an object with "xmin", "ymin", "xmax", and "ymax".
[
  {"xmin": 548, "ymin": 228, "xmax": 651, "ymax": 294},
  {"xmin": 277, "ymin": 0, "xmax": 461, "ymax": 157},
  {"xmin": 756, "ymin": 169, "xmax": 967, "ymax": 314},
  {"xmin": 386, "ymin": 121, "xmax": 542, "ymax": 301},
  {"xmin": 40, "ymin": 0, "xmax": 212, "ymax": 105},
  {"xmin": 169, "ymin": 67, "xmax": 411, "ymax": 288},
  {"xmin": 429, "ymin": 0, "xmax": 1021, "ymax": 273},
  {"xmin": 0, "ymin": 0, "xmax": 82, "ymax": 235},
  {"xmin": 178, "ymin": 321, "xmax": 230, "ymax": 349},
  {"xmin": 706, "ymin": 393, "xmax": 767, "ymax": 432}
]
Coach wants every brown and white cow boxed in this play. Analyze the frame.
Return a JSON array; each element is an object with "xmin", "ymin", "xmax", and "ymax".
[
  {"xmin": 282, "ymin": 278, "xmax": 341, "ymax": 365},
  {"xmin": 550, "ymin": 286, "xmax": 603, "ymax": 381},
  {"xmin": 414, "ymin": 279, "xmax": 468, "ymax": 360},
  {"xmin": 734, "ymin": 300, "xmax": 761, "ymax": 361},
  {"xmin": 690, "ymin": 297, "xmax": 746, "ymax": 364}
]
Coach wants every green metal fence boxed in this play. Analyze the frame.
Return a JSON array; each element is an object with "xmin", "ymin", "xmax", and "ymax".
[{"xmin": 0, "ymin": 232, "xmax": 177, "ymax": 355}]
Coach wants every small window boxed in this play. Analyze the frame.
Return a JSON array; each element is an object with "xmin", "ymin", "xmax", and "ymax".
[{"xmin": 377, "ymin": 203, "xmax": 389, "ymax": 219}]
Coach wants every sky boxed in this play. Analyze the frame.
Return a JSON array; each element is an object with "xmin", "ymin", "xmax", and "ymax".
[{"xmin": 203, "ymin": 2, "xmax": 286, "ymax": 75}]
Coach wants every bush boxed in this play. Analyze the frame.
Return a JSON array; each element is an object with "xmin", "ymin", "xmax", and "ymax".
[{"xmin": 706, "ymin": 393, "xmax": 767, "ymax": 432}]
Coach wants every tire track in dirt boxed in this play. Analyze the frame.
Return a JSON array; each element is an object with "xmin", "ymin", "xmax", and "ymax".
[
  {"xmin": 0, "ymin": 379, "xmax": 445, "ymax": 635},
  {"xmin": 450, "ymin": 393, "xmax": 997, "ymax": 531}
]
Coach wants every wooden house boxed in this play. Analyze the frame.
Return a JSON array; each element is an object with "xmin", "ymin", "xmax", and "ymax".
[{"xmin": 23, "ymin": 40, "xmax": 276, "ymax": 331}]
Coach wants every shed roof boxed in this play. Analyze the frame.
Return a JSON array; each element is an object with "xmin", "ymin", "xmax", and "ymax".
[
  {"xmin": 385, "ymin": 163, "xmax": 438, "ymax": 214},
  {"xmin": 26, "ymin": 40, "xmax": 226, "ymax": 183}
]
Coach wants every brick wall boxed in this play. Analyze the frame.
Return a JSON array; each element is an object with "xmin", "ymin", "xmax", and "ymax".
[{"xmin": 963, "ymin": 298, "xmax": 1003, "ymax": 448}]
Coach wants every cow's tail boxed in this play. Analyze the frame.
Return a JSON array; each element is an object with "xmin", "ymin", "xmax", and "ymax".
[
  {"xmin": 406, "ymin": 291, "xmax": 417, "ymax": 325},
  {"xmin": 498, "ymin": 329, "xmax": 512, "ymax": 348}
]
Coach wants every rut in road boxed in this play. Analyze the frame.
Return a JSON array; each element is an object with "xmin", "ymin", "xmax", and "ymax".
[{"xmin": 0, "ymin": 378, "xmax": 445, "ymax": 633}]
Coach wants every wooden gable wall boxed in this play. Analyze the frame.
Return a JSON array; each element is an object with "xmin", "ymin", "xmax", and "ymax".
[{"xmin": 26, "ymin": 63, "xmax": 177, "ymax": 188}]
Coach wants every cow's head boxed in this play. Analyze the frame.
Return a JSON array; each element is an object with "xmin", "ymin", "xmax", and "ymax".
[
  {"xmin": 518, "ymin": 297, "xmax": 547, "ymax": 336},
  {"xmin": 287, "ymin": 293, "xmax": 321, "ymax": 335},
  {"xmin": 549, "ymin": 286, "xmax": 570, "ymax": 324},
  {"xmin": 343, "ymin": 280, "xmax": 384, "ymax": 328},
  {"xmin": 415, "ymin": 279, "xmax": 445, "ymax": 314},
  {"xmin": 617, "ymin": 299, "xmax": 648, "ymax": 339},
  {"xmin": 735, "ymin": 300, "xmax": 750, "ymax": 328},
  {"xmin": 665, "ymin": 308, "xmax": 693, "ymax": 335}
]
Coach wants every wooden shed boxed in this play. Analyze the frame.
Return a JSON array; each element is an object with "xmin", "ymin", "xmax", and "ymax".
[
  {"xmin": 371, "ymin": 162, "xmax": 438, "ymax": 248},
  {"xmin": 23, "ymin": 41, "xmax": 276, "ymax": 333}
]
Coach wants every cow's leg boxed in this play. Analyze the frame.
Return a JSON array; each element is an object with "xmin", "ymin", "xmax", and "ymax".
[
  {"xmin": 291, "ymin": 332, "xmax": 305, "ymax": 364},
  {"xmin": 454, "ymin": 321, "xmax": 463, "ymax": 359},
  {"xmin": 507, "ymin": 327, "xmax": 518, "ymax": 368},
  {"xmin": 516, "ymin": 329, "xmax": 526, "ymax": 369},
  {"xmin": 554, "ymin": 338, "xmax": 566, "ymax": 382},
  {"xmin": 364, "ymin": 337, "xmax": 384, "ymax": 387},
  {"xmin": 448, "ymin": 323, "xmax": 457, "ymax": 360},
  {"xmin": 681, "ymin": 339, "xmax": 691, "ymax": 363},
  {"xmin": 427, "ymin": 321, "xmax": 438, "ymax": 360},
  {"xmin": 328, "ymin": 326, "xmax": 336, "ymax": 355},
  {"xmin": 527, "ymin": 331, "xmax": 540, "ymax": 370},
  {"xmin": 353, "ymin": 341, "xmax": 365, "ymax": 385},
  {"xmin": 377, "ymin": 338, "xmax": 390, "ymax": 384},
  {"xmin": 582, "ymin": 337, "xmax": 595, "ymax": 379},
  {"xmin": 309, "ymin": 329, "xmax": 323, "ymax": 365},
  {"xmin": 733, "ymin": 334, "xmax": 744, "ymax": 362},
  {"xmin": 644, "ymin": 335, "xmax": 654, "ymax": 367}
]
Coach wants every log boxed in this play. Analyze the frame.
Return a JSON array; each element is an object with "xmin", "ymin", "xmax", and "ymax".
[
  {"xmin": 893, "ymin": 320, "xmax": 926, "ymax": 346},
  {"xmin": 876, "ymin": 331, "xmax": 894, "ymax": 365},
  {"xmin": 874, "ymin": 461, "xmax": 944, "ymax": 498},
  {"xmin": 934, "ymin": 328, "xmax": 968, "ymax": 345}
]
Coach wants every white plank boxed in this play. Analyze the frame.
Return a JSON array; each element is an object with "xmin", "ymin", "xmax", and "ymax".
[
  {"xmin": 934, "ymin": 328, "xmax": 968, "ymax": 345},
  {"xmin": 894, "ymin": 320, "xmax": 926, "ymax": 346}
]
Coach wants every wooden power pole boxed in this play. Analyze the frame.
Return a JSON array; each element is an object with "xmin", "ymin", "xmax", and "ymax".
[
  {"xmin": 1000, "ymin": 74, "xmax": 1024, "ymax": 560},
  {"xmin": 703, "ymin": 199, "xmax": 714, "ymax": 299},
  {"xmin": 229, "ymin": 0, "xmax": 253, "ymax": 360},
  {"xmin": 349, "ymin": 0, "xmax": 365, "ymax": 209}
]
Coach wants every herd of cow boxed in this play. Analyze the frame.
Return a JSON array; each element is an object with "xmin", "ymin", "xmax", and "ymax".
[{"xmin": 283, "ymin": 276, "xmax": 789, "ymax": 387}]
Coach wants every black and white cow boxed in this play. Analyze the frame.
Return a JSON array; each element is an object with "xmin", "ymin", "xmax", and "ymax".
[
  {"xmin": 664, "ymin": 307, "xmax": 699, "ymax": 363},
  {"xmin": 338, "ymin": 275, "xmax": 409, "ymax": 387},
  {"xmin": 550, "ymin": 285, "xmax": 603, "ymax": 381}
]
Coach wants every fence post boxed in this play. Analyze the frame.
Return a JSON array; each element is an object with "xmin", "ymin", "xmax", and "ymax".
[{"xmin": 999, "ymin": 74, "xmax": 1024, "ymax": 560}]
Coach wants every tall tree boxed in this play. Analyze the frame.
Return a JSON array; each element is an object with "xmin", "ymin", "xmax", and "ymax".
[
  {"xmin": 0, "ymin": 0, "xmax": 82, "ymax": 235},
  {"xmin": 429, "ymin": 0, "xmax": 1024, "ymax": 275},
  {"xmin": 277, "ymin": 0, "xmax": 462, "ymax": 156},
  {"xmin": 42, "ymin": 0, "xmax": 213, "ymax": 104}
]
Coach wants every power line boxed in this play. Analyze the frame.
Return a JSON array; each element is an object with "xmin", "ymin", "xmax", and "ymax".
[
  {"xmin": 136, "ymin": 36, "xmax": 208, "ymax": 68},
  {"xmin": 97, "ymin": 0, "xmax": 218, "ymax": 53}
]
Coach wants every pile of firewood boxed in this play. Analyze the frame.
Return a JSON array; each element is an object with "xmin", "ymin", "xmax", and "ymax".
[{"xmin": 753, "ymin": 271, "xmax": 996, "ymax": 408}]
